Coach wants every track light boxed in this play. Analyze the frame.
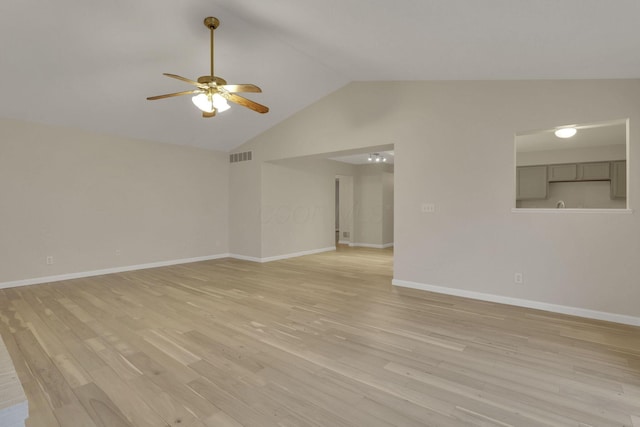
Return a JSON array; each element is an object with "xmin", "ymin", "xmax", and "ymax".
[{"xmin": 368, "ymin": 153, "xmax": 386, "ymax": 163}]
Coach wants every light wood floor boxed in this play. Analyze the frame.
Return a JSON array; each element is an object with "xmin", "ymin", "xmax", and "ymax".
[{"xmin": 1, "ymin": 247, "xmax": 640, "ymax": 426}]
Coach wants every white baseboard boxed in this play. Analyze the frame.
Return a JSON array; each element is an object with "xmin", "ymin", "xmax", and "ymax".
[
  {"xmin": 228, "ymin": 254, "xmax": 263, "ymax": 263},
  {"xmin": 257, "ymin": 246, "xmax": 336, "ymax": 263},
  {"xmin": 0, "ymin": 247, "xmax": 337, "ymax": 289},
  {"xmin": 229, "ymin": 247, "xmax": 336, "ymax": 263},
  {"xmin": 392, "ymin": 279, "xmax": 640, "ymax": 327},
  {"xmin": 0, "ymin": 254, "xmax": 231, "ymax": 290},
  {"xmin": 349, "ymin": 242, "xmax": 394, "ymax": 249},
  {"xmin": 337, "ymin": 240, "xmax": 351, "ymax": 245}
]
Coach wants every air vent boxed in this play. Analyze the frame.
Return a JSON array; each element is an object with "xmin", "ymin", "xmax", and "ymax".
[{"xmin": 229, "ymin": 151, "xmax": 252, "ymax": 163}]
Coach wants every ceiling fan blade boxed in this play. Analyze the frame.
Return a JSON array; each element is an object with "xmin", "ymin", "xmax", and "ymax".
[
  {"xmin": 220, "ymin": 84, "xmax": 262, "ymax": 93},
  {"xmin": 203, "ymin": 110, "xmax": 216, "ymax": 118},
  {"xmin": 224, "ymin": 93, "xmax": 269, "ymax": 114},
  {"xmin": 147, "ymin": 89, "xmax": 202, "ymax": 100},
  {"xmin": 163, "ymin": 73, "xmax": 202, "ymax": 87}
]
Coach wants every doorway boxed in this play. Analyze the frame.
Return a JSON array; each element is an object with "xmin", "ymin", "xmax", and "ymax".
[
  {"xmin": 335, "ymin": 175, "xmax": 354, "ymax": 246},
  {"xmin": 335, "ymin": 178, "xmax": 339, "ymax": 244},
  {"xmin": 332, "ymin": 148, "xmax": 394, "ymax": 249}
]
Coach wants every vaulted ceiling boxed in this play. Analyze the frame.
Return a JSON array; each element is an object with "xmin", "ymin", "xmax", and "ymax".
[{"xmin": 2, "ymin": 1, "xmax": 640, "ymax": 151}]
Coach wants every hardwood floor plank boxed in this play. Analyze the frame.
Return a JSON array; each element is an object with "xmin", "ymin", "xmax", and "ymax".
[
  {"xmin": 73, "ymin": 382, "xmax": 133, "ymax": 427},
  {"xmin": 22, "ymin": 380, "xmax": 60, "ymax": 427},
  {"xmin": 186, "ymin": 376, "xmax": 280, "ymax": 427},
  {"xmin": 53, "ymin": 401, "xmax": 98, "ymax": 427},
  {"xmin": 13, "ymin": 329, "xmax": 75, "ymax": 409},
  {"xmin": 52, "ymin": 353, "xmax": 91, "ymax": 389},
  {"xmin": 127, "ymin": 375, "xmax": 206, "ymax": 427},
  {"xmin": 124, "ymin": 352, "xmax": 218, "ymax": 419},
  {"xmin": 88, "ymin": 366, "xmax": 170, "ymax": 427}
]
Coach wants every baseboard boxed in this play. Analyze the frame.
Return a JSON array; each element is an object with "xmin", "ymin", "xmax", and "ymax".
[
  {"xmin": 227, "ymin": 254, "xmax": 263, "ymax": 263},
  {"xmin": 260, "ymin": 246, "xmax": 335, "ymax": 263},
  {"xmin": 337, "ymin": 240, "xmax": 351, "ymax": 245},
  {"xmin": 350, "ymin": 242, "xmax": 394, "ymax": 249},
  {"xmin": 0, "ymin": 253, "xmax": 231, "ymax": 290},
  {"xmin": 261, "ymin": 247, "xmax": 336, "ymax": 263},
  {"xmin": 229, "ymin": 247, "xmax": 336, "ymax": 263},
  {"xmin": 392, "ymin": 279, "xmax": 640, "ymax": 327},
  {"xmin": 0, "ymin": 247, "xmax": 339, "ymax": 289}
]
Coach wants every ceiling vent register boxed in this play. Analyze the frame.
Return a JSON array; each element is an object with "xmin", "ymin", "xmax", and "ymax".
[{"xmin": 230, "ymin": 151, "xmax": 253, "ymax": 163}]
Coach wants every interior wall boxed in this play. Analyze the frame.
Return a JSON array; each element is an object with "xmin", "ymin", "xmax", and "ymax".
[
  {"xmin": 517, "ymin": 144, "xmax": 626, "ymax": 166},
  {"xmin": 336, "ymin": 175, "xmax": 354, "ymax": 244},
  {"xmin": 354, "ymin": 172, "xmax": 383, "ymax": 245},
  {"xmin": 261, "ymin": 158, "xmax": 357, "ymax": 258},
  {"xmin": 352, "ymin": 164, "xmax": 394, "ymax": 247},
  {"xmin": 335, "ymin": 179, "xmax": 339, "ymax": 231},
  {"xmin": 383, "ymin": 172, "xmax": 394, "ymax": 245},
  {"xmin": 229, "ymin": 159, "xmax": 262, "ymax": 258},
  {"xmin": 0, "ymin": 119, "xmax": 229, "ymax": 284},
  {"xmin": 232, "ymin": 79, "xmax": 640, "ymax": 320}
]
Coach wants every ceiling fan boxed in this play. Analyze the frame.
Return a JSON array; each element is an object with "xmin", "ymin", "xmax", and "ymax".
[{"xmin": 147, "ymin": 16, "xmax": 268, "ymax": 118}]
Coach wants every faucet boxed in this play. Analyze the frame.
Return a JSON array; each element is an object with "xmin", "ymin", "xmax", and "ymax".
[{"xmin": 556, "ymin": 200, "xmax": 565, "ymax": 209}]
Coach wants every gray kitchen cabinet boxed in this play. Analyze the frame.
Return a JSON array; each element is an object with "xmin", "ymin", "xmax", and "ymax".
[
  {"xmin": 579, "ymin": 162, "xmax": 610, "ymax": 180},
  {"xmin": 517, "ymin": 165, "xmax": 548, "ymax": 200},
  {"xmin": 611, "ymin": 161, "xmax": 627, "ymax": 199},
  {"xmin": 548, "ymin": 164, "xmax": 577, "ymax": 182}
]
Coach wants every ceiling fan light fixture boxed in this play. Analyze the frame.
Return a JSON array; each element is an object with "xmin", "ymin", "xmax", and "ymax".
[
  {"xmin": 555, "ymin": 127, "xmax": 577, "ymax": 139},
  {"xmin": 147, "ymin": 16, "xmax": 268, "ymax": 117},
  {"xmin": 192, "ymin": 93, "xmax": 213, "ymax": 113},
  {"xmin": 212, "ymin": 93, "xmax": 230, "ymax": 112},
  {"xmin": 192, "ymin": 93, "xmax": 230, "ymax": 113}
]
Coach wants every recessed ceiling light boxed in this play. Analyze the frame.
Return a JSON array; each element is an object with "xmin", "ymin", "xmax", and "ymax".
[{"xmin": 555, "ymin": 127, "xmax": 577, "ymax": 138}]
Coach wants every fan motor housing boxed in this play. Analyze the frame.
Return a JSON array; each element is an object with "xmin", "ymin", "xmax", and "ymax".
[{"xmin": 197, "ymin": 76, "xmax": 227, "ymax": 85}]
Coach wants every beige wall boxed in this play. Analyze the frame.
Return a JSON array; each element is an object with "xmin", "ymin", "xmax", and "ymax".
[
  {"xmin": 229, "ymin": 159, "xmax": 262, "ymax": 258},
  {"xmin": 354, "ymin": 172, "xmax": 383, "ymax": 245},
  {"xmin": 233, "ymin": 79, "xmax": 640, "ymax": 319},
  {"xmin": 382, "ymin": 172, "xmax": 394, "ymax": 245},
  {"xmin": 336, "ymin": 174, "xmax": 354, "ymax": 244},
  {"xmin": 517, "ymin": 144, "xmax": 626, "ymax": 166},
  {"xmin": 261, "ymin": 158, "xmax": 356, "ymax": 258},
  {"xmin": 352, "ymin": 164, "xmax": 394, "ymax": 246},
  {"xmin": 0, "ymin": 119, "xmax": 229, "ymax": 284}
]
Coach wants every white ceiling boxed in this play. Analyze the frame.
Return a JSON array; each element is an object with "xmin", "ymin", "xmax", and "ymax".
[
  {"xmin": 2, "ymin": 1, "xmax": 640, "ymax": 151},
  {"xmin": 516, "ymin": 120, "xmax": 626, "ymax": 152},
  {"xmin": 330, "ymin": 151, "xmax": 395, "ymax": 165}
]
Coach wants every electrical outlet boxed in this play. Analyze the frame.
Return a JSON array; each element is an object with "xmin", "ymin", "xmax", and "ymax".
[
  {"xmin": 115, "ymin": 249, "xmax": 121, "ymax": 256},
  {"xmin": 514, "ymin": 273, "xmax": 523, "ymax": 284},
  {"xmin": 46, "ymin": 256, "xmax": 54, "ymax": 265}
]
